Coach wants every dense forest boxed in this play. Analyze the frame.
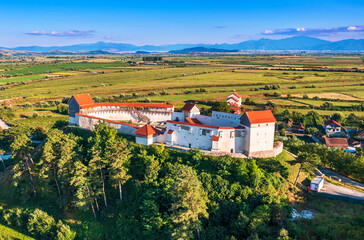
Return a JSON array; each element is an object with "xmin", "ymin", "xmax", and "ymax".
[{"xmin": 0, "ymin": 121, "xmax": 363, "ymax": 239}]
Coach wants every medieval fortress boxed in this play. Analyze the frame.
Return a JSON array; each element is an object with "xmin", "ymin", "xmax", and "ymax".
[{"xmin": 69, "ymin": 93, "xmax": 282, "ymax": 158}]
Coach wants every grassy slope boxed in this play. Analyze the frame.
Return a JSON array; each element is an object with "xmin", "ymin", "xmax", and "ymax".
[{"xmin": 0, "ymin": 224, "xmax": 35, "ymax": 240}]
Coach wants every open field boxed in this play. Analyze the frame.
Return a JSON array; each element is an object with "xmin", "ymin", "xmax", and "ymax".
[{"xmin": 0, "ymin": 54, "xmax": 363, "ymax": 121}]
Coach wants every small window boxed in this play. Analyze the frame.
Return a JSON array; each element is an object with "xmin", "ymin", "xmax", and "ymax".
[{"xmin": 236, "ymin": 131, "xmax": 241, "ymax": 137}]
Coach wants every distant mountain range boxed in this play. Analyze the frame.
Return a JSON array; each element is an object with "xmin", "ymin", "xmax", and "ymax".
[
  {"xmin": 1, "ymin": 37, "xmax": 364, "ymax": 53},
  {"xmin": 169, "ymin": 47, "xmax": 239, "ymax": 54}
]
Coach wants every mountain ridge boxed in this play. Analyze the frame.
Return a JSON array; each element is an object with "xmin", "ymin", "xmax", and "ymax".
[{"xmin": 1, "ymin": 36, "xmax": 364, "ymax": 52}]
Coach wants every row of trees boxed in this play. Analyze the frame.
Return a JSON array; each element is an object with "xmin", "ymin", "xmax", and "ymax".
[
  {"xmin": 4, "ymin": 121, "xmax": 295, "ymax": 239},
  {"xmin": 284, "ymin": 136, "xmax": 364, "ymax": 182}
]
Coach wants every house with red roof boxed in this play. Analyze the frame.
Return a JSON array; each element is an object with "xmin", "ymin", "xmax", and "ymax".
[
  {"xmin": 324, "ymin": 120, "xmax": 346, "ymax": 136},
  {"xmin": 226, "ymin": 92, "xmax": 242, "ymax": 108}
]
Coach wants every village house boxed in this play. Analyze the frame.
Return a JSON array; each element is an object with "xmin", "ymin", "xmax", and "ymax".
[
  {"xmin": 312, "ymin": 131, "xmax": 349, "ymax": 149},
  {"xmin": 226, "ymin": 92, "xmax": 242, "ymax": 107},
  {"xmin": 324, "ymin": 120, "xmax": 347, "ymax": 137},
  {"xmin": 69, "ymin": 93, "xmax": 282, "ymax": 158}
]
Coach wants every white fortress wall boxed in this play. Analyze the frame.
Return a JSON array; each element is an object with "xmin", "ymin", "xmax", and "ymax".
[
  {"xmin": 211, "ymin": 111, "xmax": 241, "ymax": 127},
  {"xmin": 81, "ymin": 107, "xmax": 173, "ymax": 123},
  {"xmin": 166, "ymin": 122, "xmax": 216, "ymax": 150},
  {"xmin": 77, "ymin": 114, "xmax": 138, "ymax": 136},
  {"xmin": 246, "ymin": 122, "xmax": 275, "ymax": 153},
  {"xmin": 234, "ymin": 129, "xmax": 246, "ymax": 153},
  {"xmin": 195, "ymin": 115, "xmax": 213, "ymax": 125},
  {"xmin": 215, "ymin": 128, "xmax": 236, "ymax": 153},
  {"xmin": 171, "ymin": 112, "xmax": 186, "ymax": 121}
]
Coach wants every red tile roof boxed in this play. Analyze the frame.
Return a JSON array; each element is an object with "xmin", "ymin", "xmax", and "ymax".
[
  {"xmin": 133, "ymin": 124, "xmax": 159, "ymax": 136},
  {"xmin": 73, "ymin": 94, "xmax": 95, "ymax": 108},
  {"xmin": 181, "ymin": 102, "xmax": 198, "ymax": 112},
  {"xmin": 167, "ymin": 130, "xmax": 174, "ymax": 134},
  {"xmin": 212, "ymin": 135, "xmax": 219, "ymax": 141},
  {"xmin": 235, "ymin": 125, "xmax": 246, "ymax": 129},
  {"xmin": 233, "ymin": 92, "xmax": 242, "ymax": 98},
  {"xmin": 324, "ymin": 120, "xmax": 342, "ymax": 127},
  {"xmin": 81, "ymin": 102, "xmax": 174, "ymax": 109},
  {"xmin": 185, "ymin": 118, "xmax": 202, "ymax": 124},
  {"xmin": 76, "ymin": 113, "xmax": 138, "ymax": 128},
  {"xmin": 245, "ymin": 110, "xmax": 276, "ymax": 124},
  {"xmin": 227, "ymin": 95, "xmax": 240, "ymax": 102},
  {"xmin": 324, "ymin": 137, "xmax": 348, "ymax": 148}
]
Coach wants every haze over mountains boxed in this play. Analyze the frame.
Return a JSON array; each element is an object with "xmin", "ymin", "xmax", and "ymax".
[{"xmin": 1, "ymin": 37, "xmax": 364, "ymax": 52}]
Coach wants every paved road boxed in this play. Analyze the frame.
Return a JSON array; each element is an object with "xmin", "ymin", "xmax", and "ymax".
[
  {"xmin": 319, "ymin": 167, "xmax": 364, "ymax": 190},
  {"xmin": 321, "ymin": 180, "xmax": 364, "ymax": 201}
]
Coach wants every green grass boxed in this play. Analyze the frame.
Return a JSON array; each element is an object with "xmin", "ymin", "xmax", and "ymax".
[
  {"xmin": 0, "ymin": 75, "xmax": 47, "ymax": 84},
  {"xmin": 0, "ymin": 223, "xmax": 35, "ymax": 240}
]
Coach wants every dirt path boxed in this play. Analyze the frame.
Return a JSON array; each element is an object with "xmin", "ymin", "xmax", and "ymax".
[{"xmin": 0, "ymin": 119, "xmax": 9, "ymax": 130}]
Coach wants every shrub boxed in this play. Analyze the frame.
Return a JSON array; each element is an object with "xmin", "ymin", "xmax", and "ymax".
[
  {"xmin": 32, "ymin": 112, "xmax": 39, "ymax": 118},
  {"xmin": 56, "ymin": 220, "xmax": 76, "ymax": 240},
  {"xmin": 62, "ymin": 96, "xmax": 71, "ymax": 104},
  {"xmin": 302, "ymin": 95, "xmax": 309, "ymax": 99},
  {"xmin": 145, "ymin": 98, "xmax": 151, "ymax": 103},
  {"xmin": 27, "ymin": 209, "xmax": 56, "ymax": 239},
  {"xmin": 57, "ymin": 103, "xmax": 69, "ymax": 115},
  {"xmin": 305, "ymin": 127, "xmax": 318, "ymax": 134}
]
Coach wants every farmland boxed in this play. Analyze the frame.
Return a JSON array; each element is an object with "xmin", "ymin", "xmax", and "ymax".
[{"xmin": 0, "ymin": 55, "xmax": 363, "ymax": 116}]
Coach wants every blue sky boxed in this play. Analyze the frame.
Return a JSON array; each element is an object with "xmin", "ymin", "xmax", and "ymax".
[{"xmin": 1, "ymin": 0, "xmax": 363, "ymax": 47}]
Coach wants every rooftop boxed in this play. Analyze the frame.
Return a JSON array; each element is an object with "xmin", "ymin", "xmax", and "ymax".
[
  {"xmin": 73, "ymin": 94, "xmax": 95, "ymax": 108},
  {"xmin": 324, "ymin": 137, "xmax": 348, "ymax": 148},
  {"xmin": 245, "ymin": 110, "xmax": 276, "ymax": 124},
  {"xmin": 181, "ymin": 102, "xmax": 199, "ymax": 112},
  {"xmin": 324, "ymin": 120, "xmax": 342, "ymax": 127},
  {"xmin": 311, "ymin": 177, "xmax": 324, "ymax": 185},
  {"xmin": 133, "ymin": 124, "xmax": 160, "ymax": 136}
]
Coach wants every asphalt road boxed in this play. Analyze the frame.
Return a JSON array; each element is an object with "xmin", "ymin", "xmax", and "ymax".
[
  {"xmin": 319, "ymin": 167, "xmax": 364, "ymax": 190},
  {"xmin": 321, "ymin": 180, "xmax": 364, "ymax": 201}
]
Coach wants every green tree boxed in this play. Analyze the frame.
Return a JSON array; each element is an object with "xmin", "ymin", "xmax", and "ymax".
[
  {"xmin": 27, "ymin": 209, "xmax": 56, "ymax": 239},
  {"xmin": 39, "ymin": 129, "xmax": 77, "ymax": 198},
  {"xmin": 88, "ymin": 121, "xmax": 121, "ymax": 207},
  {"xmin": 56, "ymin": 220, "xmax": 76, "ymax": 240},
  {"xmin": 70, "ymin": 160, "xmax": 97, "ymax": 218},
  {"xmin": 107, "ymin": 139, "xmax": 131, "ymax": 200},
  {"xmin": 170, "ymin": 164, "xmax": 209, "ymax": 240},
  {"xmin": 331, "ymin": 112, "xmax": 346, "ymax": 125},
  {"xmin": 212, "ymin": 101, "xmax": 232, "ymax": 113},
  {"xmin": 11, "ymin": 134, "xmax": 37, "ymax": 196},
  {"xmin": 294, "ymin": 152, "xmax": 321, "ymax": 186}
]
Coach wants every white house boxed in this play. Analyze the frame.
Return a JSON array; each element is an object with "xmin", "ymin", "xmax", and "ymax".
[
  {"xmin": 69, "ymin": 94, "xmax": 282, "ymax": 158},
  {"xmin": 226, "ymin": 92, "xmax": 242, "ymax": 107},
  {"xmin": 310, "ymin": 177, "xmax": 324, "ymax": 192},
  {"xmin": 324, "ymin": 120, "xmax": 344, "ymax": 136}
]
